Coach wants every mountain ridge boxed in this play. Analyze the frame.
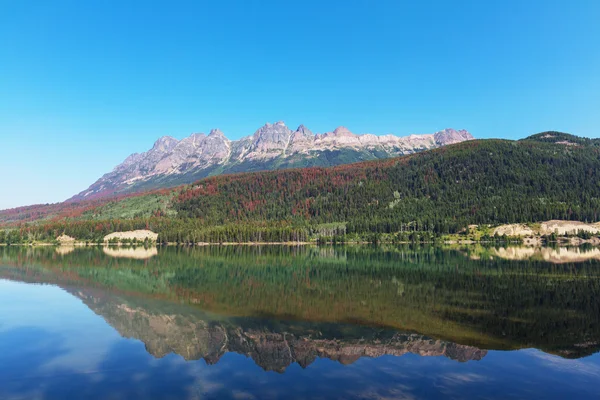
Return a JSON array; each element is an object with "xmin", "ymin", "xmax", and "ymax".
[
  {"xmin": 3, "ymin": 131, "xmax": 598, "ymax": 236},
  {"xmin": 72, "ymin": 122, "xmax": 473, "ymax": 200}
]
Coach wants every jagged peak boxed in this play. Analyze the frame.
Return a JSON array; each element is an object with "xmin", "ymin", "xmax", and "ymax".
[
  {"xmin": 155, "ymin": 135, "xmax": 178, "ymax": 143},
  {"xmin": 435, "ymin": 128, "xmax": 472, "ymax": 135},
  {"xmin": 152, "ymin": 136, "xmax": 179, "ymax": 149},
  {"xmin": 252, "ymin": 122, "xmax": 292, "ymax": 144},
  {"xmin": 116, "ymin": 152, "xmax": 143, "ymax": 171},
  {"xmin": 156, "ymin": 135, "xmax": 177, "ymax": 141},
  {"xmin": 175, "ymin": 133, "xmax": 207, "ymax": 149},
  {"xmin": 257, "ymin": 121, "xmax": 289, "ymax": 130},
  {"xmin": 208, "ymin": 129, "xmax": 227, "ymax": 138},
  {"xmin": 180, "ymin": 132, "xmax": 206, "ymax": 142},
  {"xmin": 123, "ymin": 152, "xmax": 141, "ymax": 162},
  {"xmin": 332, "ymin": 126, "xmax": 354, "ymax": 137},
  {"xmin": 433, "ymin": 128, "xmax": 473, "ymax": 146},
  {"xmin": 295, "ymin": 124, "xmax": 313, "ymax": 136}
]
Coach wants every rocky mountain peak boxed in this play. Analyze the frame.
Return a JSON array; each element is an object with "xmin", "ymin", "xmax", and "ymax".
[
  {"xmin": 255, "ymin": 121, "xmax": 290, "ymax": 134},
  {"xmin": 332, "ymin": 126, "xmax": 354, "ymax": 137},
  {"xmin": 295, "ymin": 124, "xmax": 313, "ymax": 137},
  {"xmin": 288, "ymin": 125, "xmax": 315, "ymax": 151},
  {"xmin": 201, "ymin": 129, "xmax": 230, "ymax": 161},
  {"xmin": 252, "ymin": 122, "xmax": 293, "ymax": 151},
  {"xmin": 122, "ymin": 152, "xmax": 142, "ymax": 164},
  {"xmin": 152, "ymin": 136, "xmax": 179, "ymax": 152},
  {"xmin": 116, "ymin": 152, "xmax": 143, "ymax": 172},
  {"xmin": 175, "ymin": 133, "xmax": 206, "ymax": 150},
  {"xmin": 188, "ymin": 132, "xmax": 206, "ymax": 140},
  {"xmin": 433, "ymin": 128, "xmax": 474, "ymax": 146},
  {"xmin": 208, "ymin": 129, "xmax": 226, "ymax": 138},
  {"xmin": 170, "ymin": 133, "xmax": 206, "ymax": 155}
]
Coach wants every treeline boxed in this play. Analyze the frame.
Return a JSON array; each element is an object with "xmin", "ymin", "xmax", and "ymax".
[
  {"xmin": 2, "ymin": 137, "xmax": 600, "ymax": 243},
  {"xmin": 0, "ymin": 219, "xmax": 314, "ymax": 244},
  {"xmin": 0, "ymin": 218, "xmax": 524, "ymax": 245}
]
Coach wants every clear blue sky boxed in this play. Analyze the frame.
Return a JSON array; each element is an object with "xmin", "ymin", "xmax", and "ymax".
[{"xmin": 1, "ymin": 0, "xmax": 599, "ymax": 209}]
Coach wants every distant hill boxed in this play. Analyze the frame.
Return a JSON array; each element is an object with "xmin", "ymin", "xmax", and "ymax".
[
  {"xmin": 70, "ymin": 122, "xmax": 473, "ymax": 200},
  {"xmin": 523, "ymin": 131, "xmax": 600, "ymax": 146},
  {"xmin": 2, "ymin": 131, "xmax": 599, "ymax": 243}
]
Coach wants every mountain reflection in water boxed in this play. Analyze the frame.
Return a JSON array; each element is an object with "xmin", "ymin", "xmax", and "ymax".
[
  {"xmin": 1, "ymin": 244, "xmax": 599, "ymax": 366},
  {"xmin": 69, "ymin": 286, "xmax": 486, "ymax": 372}
]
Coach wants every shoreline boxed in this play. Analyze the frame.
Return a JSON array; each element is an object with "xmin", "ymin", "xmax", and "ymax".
[
  {"xmin": 2, "ymin": 220, "xmax": 599, "ymax": 248},
  {"xmin": 2, "ymin": 237, "xmax": 600, "ymax": 248}
]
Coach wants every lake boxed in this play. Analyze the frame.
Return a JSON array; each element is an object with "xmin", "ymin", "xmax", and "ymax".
[{"xmin": 1, "ymin": 245, "xmax": 599, "ymax": 399}]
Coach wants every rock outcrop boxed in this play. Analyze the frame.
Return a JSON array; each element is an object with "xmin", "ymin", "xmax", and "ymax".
[
  {"xmin": 493, "ymin": 220, "xmax": 600, "ymax": 237},
  {"xmin": 103, "ymin": 230, "xmax": 158, "ymax": 243}
]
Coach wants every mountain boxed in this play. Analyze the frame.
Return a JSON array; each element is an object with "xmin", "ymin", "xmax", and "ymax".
[
  {"xmin": 3, "ymin": 131, "xmax": 600, "ymax": 241},
  {"xmin": 156, "ymin": 133, "xmax": 600, "ymax": 241},
  {"xmin": 72, "ymin": 122, "xmax": 473, "ymax": 200}
]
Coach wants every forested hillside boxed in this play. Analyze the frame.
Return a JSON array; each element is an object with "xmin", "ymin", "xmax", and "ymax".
[{"xmin": 1, "ymin": 132, "xmax": 599, "ymax": 244}]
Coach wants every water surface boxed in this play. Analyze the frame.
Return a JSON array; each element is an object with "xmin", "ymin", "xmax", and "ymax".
[{"xmin": 1, "ymin": 245, "xmax": 599, "ymax": 399}]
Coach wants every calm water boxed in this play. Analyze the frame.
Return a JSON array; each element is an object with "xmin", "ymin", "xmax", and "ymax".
[{"xmin": 1, "ymin": 245, "xmax": 599, "ymax": 399}]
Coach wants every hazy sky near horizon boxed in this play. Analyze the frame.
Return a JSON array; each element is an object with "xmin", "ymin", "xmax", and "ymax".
[{"xmin": 1, "ymin": 0, "xmax": 599, "ymax": 209}]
